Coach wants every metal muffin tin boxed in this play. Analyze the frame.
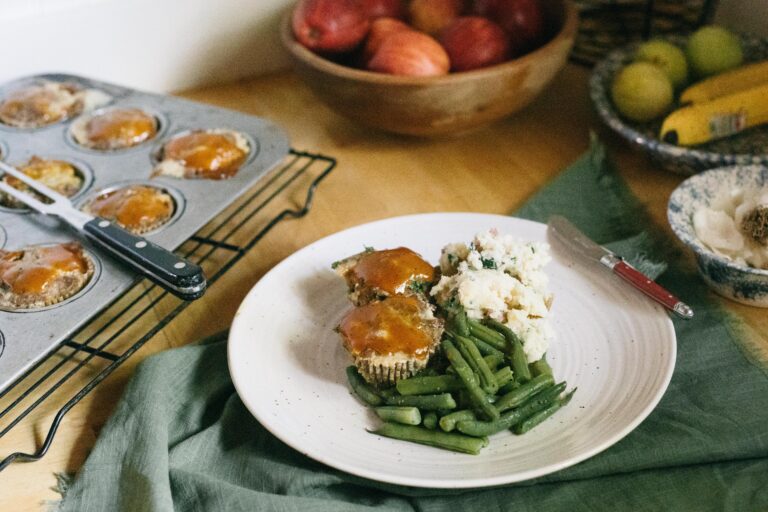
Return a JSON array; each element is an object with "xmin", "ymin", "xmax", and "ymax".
[{"xmin": 0, "ymin": 73, "xmax": 290, "ymax": 391}]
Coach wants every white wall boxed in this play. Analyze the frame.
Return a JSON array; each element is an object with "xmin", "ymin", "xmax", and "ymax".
[
  {"xmin": 1, "ymin": 0, "xmax": 763, "ymax": 93},
  {"xmin": 0, "ymin": 0, "xmax": 294, "ymax": 93}
]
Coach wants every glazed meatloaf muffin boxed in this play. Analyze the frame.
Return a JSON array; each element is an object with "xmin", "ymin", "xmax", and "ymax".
[
  {"xmin": 82, "ymin": 185, "xmax": 174, "ymax": 235},
  {"xmin": 0, "ymin": 242, "xmax": 94, "ymax": 310},
  {"xmin": 0, "ymin": 81, "xmax": 111, "ymax": 128},
  {"xmin": 337, "ymin": 295, "xmax": 443, "ymax": 386},
  {"xmin": 72, "ymin": 108, "xmax": 157, "ymax": 150},
  {"xmin": 153, "ymin": 129, "xmax": 250, "ymax": 180},
  {"xmin": 0, "ymin": 157, "xmax": 84, "ymax": 209},
  {"xmin": 333, "ymin": 247, "xmax": 437, "ymax": 305}
]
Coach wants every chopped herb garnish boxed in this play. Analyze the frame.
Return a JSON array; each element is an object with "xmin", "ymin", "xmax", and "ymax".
[
  {"xmin": 408, "ymin": 280, "xmax": 430, "ymax": 294},
  {"xmin": 364, "ymin": 245, "xmax": 375, "ymax": 252},
  {"xmin": 481, "ymin": 257, "xmax": 497, "ymax": 269}
]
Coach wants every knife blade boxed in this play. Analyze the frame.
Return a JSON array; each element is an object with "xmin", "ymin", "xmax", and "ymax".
[{"xmin": 548, "ymin": 215, "xmax": 693, "ymax": 320}]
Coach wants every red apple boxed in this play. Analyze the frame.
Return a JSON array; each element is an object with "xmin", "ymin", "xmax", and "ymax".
[
  {"xmin": 362, "ymin": 17, "xmax": 412, "ymax": 64},
  {"xmin": 368, "ymin": 30, "xmax": 450, "ymax": 76},
  {"xmin": 493, "ymin": 0, "xmax": 544, "ymax": 54},
  {"xmin": 361, "ymin": 0, "xmax": 405, "ymax": 19},
  {"xmin": 440, "ymin": 16, "xmax": 509, "ymax": 71},
  {"xmin": 408, "ymin": 0, "xmax": 463, "ymax": 36},
  {"xmin": 292, "ymin": 0, "xmax": 371, "ymax": 53}
]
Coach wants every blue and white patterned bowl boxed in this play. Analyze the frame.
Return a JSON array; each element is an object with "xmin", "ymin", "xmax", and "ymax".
[
  {"xmin": 590, "ymin": 36, "xmax": 768, "ymax": 175},
  {"xmin": 668, "ymin": 165, "xmax": 768, "ymax": 307}
]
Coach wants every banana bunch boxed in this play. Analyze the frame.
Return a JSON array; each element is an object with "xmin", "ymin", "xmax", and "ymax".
[{"xmin": 660, "ymin": 61, "xmax": 768, "ymax": 146}]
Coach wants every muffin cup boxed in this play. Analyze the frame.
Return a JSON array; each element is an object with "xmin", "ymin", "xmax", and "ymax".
[
  {"xmin": 151, "ymin": 128, "xmax": 254, "ymax": 180},
  {"xmin": 78, "ymin": 181, "xmax": 184, "ymax": 236},
  {"xmin": 0, "ymin": 81, "xmax": 111, "ymax": 130},
  {"xmin": 355, "ymin": 356, "xmax": 430, "ymax": 387},
  {"xmin": 0, "ymin": 156, "xmax": 93, "ymax": 213},
  {"xmin": 67, "ymin": 106, "xmax": 166, "ymax": 152},
  {"xmin": 0, "ymin": 243, "xmax": 97, "ymax": 312}
]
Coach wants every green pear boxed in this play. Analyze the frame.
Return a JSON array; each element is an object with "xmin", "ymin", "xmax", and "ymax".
[
  {"xmin": 636, "ymin": 40, "xmax": 689, "ymax": 89},
  {"xmin": 611, "ymin": 62, "xmax": 674, "ymax": 122},
  {"xmin": 686, "ymin": 26, "xmax": 743, "ymax": 78}
]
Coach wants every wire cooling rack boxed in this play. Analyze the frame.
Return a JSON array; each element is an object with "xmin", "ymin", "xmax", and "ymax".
[{"xmin": 0, "ymin": 149, "xmax": 336, "ymax": 471}]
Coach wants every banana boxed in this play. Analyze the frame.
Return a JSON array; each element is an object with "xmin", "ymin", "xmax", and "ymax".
[
  {"xmin": 680, "ymin": 60, "xmax": 768, "ymax": 104},
  {"xmin": 660, "ymin": 83, "xmax": 768, "ymax": 146}
]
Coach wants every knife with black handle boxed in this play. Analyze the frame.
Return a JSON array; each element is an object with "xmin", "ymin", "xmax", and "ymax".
[{"xmin": 0, "ymin": 161, "xmax": 206, "ymax": 300}]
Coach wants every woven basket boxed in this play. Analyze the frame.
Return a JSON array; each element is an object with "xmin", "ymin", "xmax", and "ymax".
[{"xmin": 572, "ymin": 0, "xmax": 718, "ymax": 64}]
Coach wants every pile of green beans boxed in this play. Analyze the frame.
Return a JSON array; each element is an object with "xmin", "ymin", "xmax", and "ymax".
[{"xmin": 346, "ymin": 312, "xmax": 575, "ymax": 455}]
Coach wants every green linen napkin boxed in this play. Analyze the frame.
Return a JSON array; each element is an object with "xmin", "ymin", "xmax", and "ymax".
[{"xmin": 60, "ymin": 139, "xmax": 768, "ymax": 512}]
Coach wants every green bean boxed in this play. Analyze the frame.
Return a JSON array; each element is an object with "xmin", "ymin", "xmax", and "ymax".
[
  {"xmin": 467, "ymin": 336, "xmax": 505, "ymax": 358},
  {"xmin": 369, "ymin": 423, "xmax": 486, "ymax": 455},
  {"xmin": 447, "ymin": 354, "xmax": 502, "ymax": 374},
  {"xmin": 483, "ymin": 353, "xmax": 504, "ymax": 371},
  {"xmin": 484, "ymin": 319, "xmax": 532, "ymax": 383},
  {"xmin": 345, "ymin": 366, "xmax": 382, "ymax": 406},
  {"xmin": 446, "ymin": 331, "xmax": 501, "ymax": 372},
  {"xmin": 514, "ymin": 388, "xmax": 576, "ymax": 434},
  {"xmin": 439, "ymin": 410, "xmax": 476, "ymax": 432},
  {"xmin": 511, "ymin": 341, "xmax": 532, "ymax": 383},
  {"xmin": 495, "ymin": 374, "xmax": 555, "ymax": 412},
  {"xmin": 483, "ymin": 318, "xmax": 523, "ymax": 343},
  {"xmin": 455, "ymin": 337, "xmax": 482, "ymax": 379},
  {"xmin": 374, "ymin": 406, "xmax": 422, "ymax": 425},
  {"xmin": 386, "ymin": 393, "xmax": 457, "ymax": 410},
  {"xmin": 456, "ymin": 382, "xmax": 566, "ymax": 437},
  {"xmin": 423, "ymin": 411, "xmax": 438, "ymax": 430},
  {"xmin": 442, "ymin": 339, "xmax": 499, "ymax": 420},
  {"xmin": 378, "ymin": 387, "xmax": 398, "ymax": 400},
  {"xmin": 494, "ymin": 366, "xmax": 514, "ymax": 388},
  {"xmin": 450, "ymin": 308, "xmax": 471, "ymax": 337},
  {"xmin": 504, "ymin": 381, "xmax": 565, "ymax": 418},
  {"xmin": 456, "ymin": 335, "xmax": 498, "ymax": 395},
  {"xmin": 396, "ymin": 375, "xmax": 463, "ymax": 396},
  {"xmin": 455, "ymin": 389, "xmax": 496, "ymax": 410},
  {"xmin": 530, "ymin": 357, "xmax": 553, "ymax": 377},
  {"xmin": 498, "ymin": 379, "xmax": 520, "ymax": 394},
  {"xmin": 467, "ymin": 320, "xmax": 506, "ymax": 350}
]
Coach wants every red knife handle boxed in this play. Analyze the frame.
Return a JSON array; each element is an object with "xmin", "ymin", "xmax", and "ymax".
[{"xmin": 613, "ymin": 261, "xmax": 693, "ymax": 319}]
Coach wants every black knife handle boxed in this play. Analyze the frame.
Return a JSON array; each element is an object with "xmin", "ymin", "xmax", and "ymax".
[{"xmin": 83, "ymin": 218, "xmax": 206, "ymax": 300}]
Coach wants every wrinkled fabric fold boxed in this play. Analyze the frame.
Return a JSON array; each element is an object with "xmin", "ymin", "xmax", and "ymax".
[{"xmin": 62, "ymin": 139, "xmax": 768, "ymax": 512}]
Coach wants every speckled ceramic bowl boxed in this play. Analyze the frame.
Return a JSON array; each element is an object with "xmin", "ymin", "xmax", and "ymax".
[
  {"xmin": 668, "ymin": 165, "xmax": 768, "ymax": 306},
  {"xmin": 591, "ymin": 36, "xmax": 768, "ymax": 175}
]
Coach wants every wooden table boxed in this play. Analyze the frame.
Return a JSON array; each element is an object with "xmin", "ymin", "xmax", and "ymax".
[{"xmin": 2, "ymin": 64, "xmax": 766, "ymax": 510}]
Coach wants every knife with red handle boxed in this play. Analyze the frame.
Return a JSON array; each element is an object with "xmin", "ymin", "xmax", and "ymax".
[{"xmin": 548, "ymin": 215, "xmax": 693, "ymax": 319}]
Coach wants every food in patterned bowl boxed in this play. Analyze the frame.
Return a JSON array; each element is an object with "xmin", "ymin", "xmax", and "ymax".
[
  {"xmin": 590, "ymin": 36, "xmax": 768, "ymax": 175},
  {"xmin": 668, "ymin": 165, "xmax": 768, "ymax": 307}
]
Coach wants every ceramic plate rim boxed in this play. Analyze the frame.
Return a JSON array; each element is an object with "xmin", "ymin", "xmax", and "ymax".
[{"xmin": 228, "ymin": 212, "xmax": 677, "ymax": 489}]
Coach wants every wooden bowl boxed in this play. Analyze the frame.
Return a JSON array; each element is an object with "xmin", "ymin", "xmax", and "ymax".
[{"xmin": 281, "ymin": 0, "xmax": 578, "ymax": 136}]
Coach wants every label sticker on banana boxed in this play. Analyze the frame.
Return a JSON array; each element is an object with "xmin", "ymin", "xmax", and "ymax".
[{"xmin": 709, "ymin": 110, "xmax": 747, "ymax": 138}]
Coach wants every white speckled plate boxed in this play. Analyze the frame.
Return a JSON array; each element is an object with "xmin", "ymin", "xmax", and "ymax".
[{"xmin": 228, "ymin": 213, "xmax": 676, "ymax": 488}]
